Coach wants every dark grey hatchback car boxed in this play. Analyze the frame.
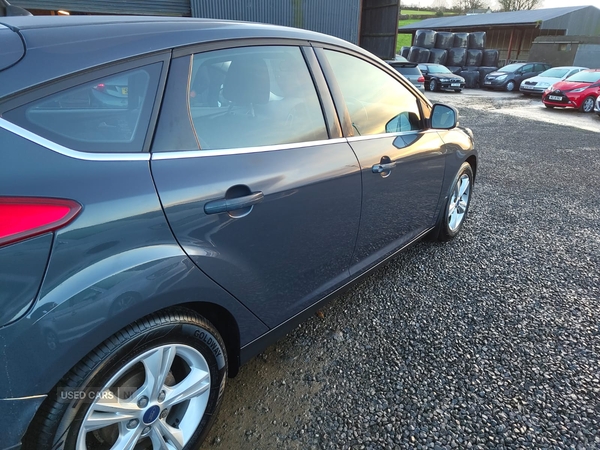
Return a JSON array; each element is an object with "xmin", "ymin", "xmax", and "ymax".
[{"xmin": 0, "ymin": 16, "xmax": 477, "ymax": 450}]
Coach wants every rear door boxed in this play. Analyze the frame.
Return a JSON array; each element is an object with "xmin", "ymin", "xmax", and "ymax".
[
  {"xmin": 316, "ymin": 48, "xmax": 446, "ymax": 275},
  {"xmin": 150, "ymin": 43, "xmax": 361, "ymax": 328}
]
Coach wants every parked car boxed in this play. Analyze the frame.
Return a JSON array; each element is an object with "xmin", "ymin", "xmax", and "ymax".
[
  {"xmin": 387, "ymin": 58, "xmax": 425, "ymax": 92},
  {"xmin": 483, "ymin": 62, "xmax": 551, "ymax": 91},
  {"xmin": 418, "ymin": 63, "xmax": 466, "ymax": 92},
  {"xmin": 595, "ymin": 96, "xmax": 600, "ymax": 116},
  {"xmin": 0, "ymin": 16, "xmax": 477, "ymax": 450},
  {"xmin": 542, "ymin": 69, "xmax": 600, "ymax": 112},
  {"xmin": 519, "ymin": 66, "xmax": 588, "ymax": 95}
]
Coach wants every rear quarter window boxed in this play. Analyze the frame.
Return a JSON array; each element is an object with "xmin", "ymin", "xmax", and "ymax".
[{"xmin": 2, "ymin": 63, "xmax": 162, "ymax": 153}]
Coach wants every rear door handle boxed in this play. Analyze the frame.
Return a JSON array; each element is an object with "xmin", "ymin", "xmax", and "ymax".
[
  {"xmin": 204, "ymin": 191, "xmax": 264, "ymax": 215},
  {"xmin": 372, "ymin": 162, "xmax": 396, "ymax": 173}
]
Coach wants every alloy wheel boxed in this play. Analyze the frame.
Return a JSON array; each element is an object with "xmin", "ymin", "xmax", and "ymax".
[
  {"xmin": 76, "ymin": 344, "xmax": 211, "ymax": 450},
  {"xmin": 447, "ymin": 174, "xmax": 471, "ymax": 232},
  {"xmin": 581, "ymin": 96, "xmax": 595, "ymax": 113}
]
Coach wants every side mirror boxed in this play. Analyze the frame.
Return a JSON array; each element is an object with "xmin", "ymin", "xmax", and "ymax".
[{"xmin": 430, "ymin": 104, "xmax": 457, "ymax": 129}]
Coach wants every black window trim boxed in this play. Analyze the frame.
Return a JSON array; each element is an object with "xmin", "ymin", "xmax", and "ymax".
[{"xmin": 0, "ymin": 51, "xmax": 171, "ymax": 154}]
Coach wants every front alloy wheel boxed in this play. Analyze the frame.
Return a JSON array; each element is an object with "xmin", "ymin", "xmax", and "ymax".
[
  {"xmin": 447, "ymin": 172, "xmax": 471, "ymax": 233},
  {"xmin": 434, "ymin": 162, "xmax": 474, "ymax": 241},
  {"xmin": 580, "ymin": 96, "xmax": 595, "ymax": 113},
  {"xmin": 26, "ymin": 309, "xmax": 227, "ymax": 450}
]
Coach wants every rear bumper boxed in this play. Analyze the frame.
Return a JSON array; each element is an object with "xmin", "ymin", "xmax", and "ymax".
[{"xmin": 0, "ymin": 395, "xmax": 46, "ymax": 450}]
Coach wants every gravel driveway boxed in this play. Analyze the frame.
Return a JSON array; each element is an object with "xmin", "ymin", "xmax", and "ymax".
[{"xmin": 201, "ymin": 94, "xmax": 600, "ymax": 450}]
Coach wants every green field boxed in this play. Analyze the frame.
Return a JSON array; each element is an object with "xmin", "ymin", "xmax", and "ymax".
[
  {"xmin": 399, "ymin": 9, "xmax": 437, "ymax": 15},
  {"xmin": 396, "ymin": 19, "xmax": 422, "ymax": 53}
]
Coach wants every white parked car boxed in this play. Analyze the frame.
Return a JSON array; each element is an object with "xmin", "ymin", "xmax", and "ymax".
[{"xmin": 520, "ymin": 66, "xmax": 588, "ymax": 95}]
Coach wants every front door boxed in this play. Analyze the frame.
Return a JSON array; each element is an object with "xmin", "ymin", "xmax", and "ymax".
[{"xmin": 318, "ymin": 49, "xmax": 446, "ymax": 274}]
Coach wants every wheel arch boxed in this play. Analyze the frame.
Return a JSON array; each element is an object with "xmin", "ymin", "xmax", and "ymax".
[
  {"xmin": 178, "ymin": 301, "xmax": 241, "ymax": 378},
  {"xmin": 466, "ymin": 155, "xmax": 477, "ymax": 181}
]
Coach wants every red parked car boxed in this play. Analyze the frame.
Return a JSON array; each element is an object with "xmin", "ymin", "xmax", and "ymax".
[{"xmin": 542, "ymin": 69, "xmax": 600, "ymax": 113}]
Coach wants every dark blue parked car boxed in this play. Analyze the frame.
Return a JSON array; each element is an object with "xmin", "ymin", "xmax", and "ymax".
[{"xmin": 0, "ymin": 16, "xmax": 477, "ymax": 450}]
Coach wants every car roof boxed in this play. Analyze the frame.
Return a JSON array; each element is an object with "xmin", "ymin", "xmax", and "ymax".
[
  {"xmin": 545, "ymin": 66, "xmax": 588, "ymax": 70},
  {"xmin": 0, "ymin": 16, "xmax": 359, "ymax": 98}
]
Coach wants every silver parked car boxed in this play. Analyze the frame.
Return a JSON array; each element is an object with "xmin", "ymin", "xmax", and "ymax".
[
  {"xmin": 519, "ymin": 66, "xmax": 588, "ymax": 95},
  {"xmin": 387, "ymin": 56, "xmax": 425, "ymax": 92}
]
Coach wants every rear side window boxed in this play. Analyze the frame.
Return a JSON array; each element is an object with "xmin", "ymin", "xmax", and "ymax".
[
  {"xmin": 3, "ymin": 63, "xmax": 161, "ymax": 153},
  {"xmin": 187, "ymin": 46, "xmax": 328, "ymax": 150}
]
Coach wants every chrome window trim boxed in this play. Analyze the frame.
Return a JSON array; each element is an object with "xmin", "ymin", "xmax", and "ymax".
[
  {"xmin": 151, "ymin": 137, "xmax": 348, "ymax": 160},
  {"xmin": 346, "ymin": 130, "xmax": 423, "ymax": 142},
  {"xmin": 0, "ymin": 118, "xmax": 150, "ymax": 161}
]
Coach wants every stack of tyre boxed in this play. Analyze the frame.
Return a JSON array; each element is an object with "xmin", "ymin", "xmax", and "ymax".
[{"xmin": 401, "ymin": 29, "xmax": 500, "ymax": 89}]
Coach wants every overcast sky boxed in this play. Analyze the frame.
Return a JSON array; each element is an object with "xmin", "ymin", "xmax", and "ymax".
[{"xmin": 410, "ymin": 0, "xmax": 599, "ymax": 9}]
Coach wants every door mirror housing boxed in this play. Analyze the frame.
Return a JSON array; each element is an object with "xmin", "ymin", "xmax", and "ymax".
[{"xmin": 430, "ymin": 104, "xmax": 457, "ymax": 129}]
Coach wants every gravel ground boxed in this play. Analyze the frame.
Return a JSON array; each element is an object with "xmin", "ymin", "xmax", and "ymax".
[{"xmin": 201, "ymin": 99, "xmax": 600, "ymax": 449}]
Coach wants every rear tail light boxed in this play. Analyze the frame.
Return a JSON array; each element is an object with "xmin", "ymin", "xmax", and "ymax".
[
  {"xmin": 0, "ymin": 197, "xmax": 81, "ymax": 247},
  {"xmin": 418, "ymin": 76, "xmax": 425, "ymax": 83}
]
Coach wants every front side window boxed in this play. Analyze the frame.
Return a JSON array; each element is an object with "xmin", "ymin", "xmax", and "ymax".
[
  {"xmin": 3, "ymin": 63, "xmax": 162, "ymax": 153},
  {"xmin": 324, "ymin": 50, "xmax": 421, "ymax": 136},
  {"xmin": 521, "ymin": 64, "xmax": 534, "ymax": 73},
  {"xmin": 187, "ymin": 46, "xmax": 328, "ymax": 150}
]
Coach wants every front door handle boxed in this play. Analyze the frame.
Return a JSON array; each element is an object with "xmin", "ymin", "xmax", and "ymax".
[
  {"xmin": 204, "ymin": 191, "xmax": 264, "ymax": 215},
  {"xmin": 372, "ymin": 161, "xmax": 396, "ymax": 173}
]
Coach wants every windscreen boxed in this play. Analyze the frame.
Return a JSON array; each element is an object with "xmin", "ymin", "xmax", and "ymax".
[
  {"xmin": 566, "ymin": 71, "xmax": 600, "ymax": 83},
  {"xmin": 538, "ymin": 68, "xmax": 569, "ymax": 78},
  {"xmin": 499, "ymin": 64, "xmax": 523, "ymax": 73}
]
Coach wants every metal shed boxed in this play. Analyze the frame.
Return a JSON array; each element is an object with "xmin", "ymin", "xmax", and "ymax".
[
  {"xmin": 399, "ymin": 6, "xmax": 600, "ymax": 65},
  {"xmin": 9, "ymin": 0, "xmax": 400, "ymax": 59}
]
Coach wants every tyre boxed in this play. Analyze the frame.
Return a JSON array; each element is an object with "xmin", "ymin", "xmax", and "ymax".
[
  {"xmin": 544, "ymin": 104, "xmax": 554, "ymax": 109},
  {"xmin": 454, "ymin": 89, "xmax": 462, "ymax": 93},
  {"xmin": 429, "ymin": 79, "xmax": 438, "ymax": 92},
  {"xmin": 580, "ymin": 95, "xmax": 595, "ymax": 113},
  {"xmin": 433, "ymin": 162, "xmax": 474, "ymax": 241},
  {"xmin": 26, "ymin": 309, "xmax": 227, "ymax": 450},
  {"xmin": 505, "ymin": 80, "xmax": 516, "ymax": 92}
]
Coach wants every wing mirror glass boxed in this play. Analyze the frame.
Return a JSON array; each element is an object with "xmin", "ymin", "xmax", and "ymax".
[{"xmin": 430, "ymin": 104, "xmax": 457, "ymax": 129}]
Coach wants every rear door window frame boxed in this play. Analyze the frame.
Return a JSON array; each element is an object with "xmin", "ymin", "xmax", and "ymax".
[{"xmin": 152, "ymin": 38, "xmax": 340, "ymax": 154}]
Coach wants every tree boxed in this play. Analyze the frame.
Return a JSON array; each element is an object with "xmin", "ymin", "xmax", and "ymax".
[
  {"xmin": 453, "ymin": 0, "xmax": 487, "ymax": 13},
  {"xmin": 497, "ymin": 0, "xmax": 542, "ymax": 11},
  {"xmin": 432, "ymin": 0, "xmax": 449, "ymax": 10}
]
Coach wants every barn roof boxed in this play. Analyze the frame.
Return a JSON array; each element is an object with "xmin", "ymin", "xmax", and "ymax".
[{"xmin": 399, "ymin": 6, "xmax": 597, "ymax": 31}]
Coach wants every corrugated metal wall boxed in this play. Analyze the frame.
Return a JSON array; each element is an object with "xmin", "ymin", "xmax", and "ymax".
[
  {"xmin": 190, "ymin": 0, "xmax": 361, "ymax": 44},
  {"xmin": 542, "ymin": 6, "xmax": 600, "ymax": 37},
  {"xmin": 574, "ymin": 44, "xmax": 600, "ymax": 68},
  {"xmin": 359, "ymin": 0, "xmax": 399, "ymax": 60},
  {"xmin": 11, "ymin": 0, "xmax": 191, "ymax": 16}
]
